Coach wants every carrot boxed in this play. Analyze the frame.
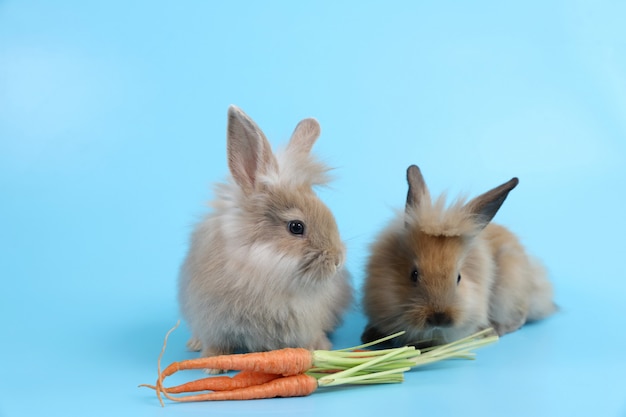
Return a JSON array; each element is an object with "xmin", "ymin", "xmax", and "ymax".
[
  {"xmin": 159, "ymin": 374, "xmax": 318, "ymax": 402},
  {"xmin": 159, "ymin": 347, "xmax": 313, "ymax": 378},
  {"xmin": 140, "ymin": 370, "xmax": 280, "ymax": 393},
  {"xmin": 144, "ymin": 322, "xmax": 316, "ymax": 406},
  {"xmin": 155, "ymin": 348, "xmax": 312, "ymax": 405}
]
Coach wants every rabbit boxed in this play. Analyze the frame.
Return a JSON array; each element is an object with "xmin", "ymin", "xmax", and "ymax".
[
  {"xmin": 178, "ymin": 105, "xmax": 353, "ymax": 371},
  {"xmin": 361, "ymin": 165, "xmax": 555, "ymax": 347}
]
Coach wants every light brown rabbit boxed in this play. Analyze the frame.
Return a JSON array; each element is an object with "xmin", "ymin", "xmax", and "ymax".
[
  {"xmin": 361, "ymin": 165, "xmax": 555, "ymax": 347},
  {"xmin": 179, "ymin": 106, "xmax": 352, "ymax": 372}
]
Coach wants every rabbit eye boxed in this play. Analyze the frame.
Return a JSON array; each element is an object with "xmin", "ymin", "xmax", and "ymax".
[
  {"xmin": 457, "ymin": 274, "xmax": 462, "ymax": 285},
  {"xmin": 410, "ymin": 267, "xmax": 420, "ymax": 284},
  {"xmin": 287, "ymin": 220, "xmax": 305, "ymax": 236}
]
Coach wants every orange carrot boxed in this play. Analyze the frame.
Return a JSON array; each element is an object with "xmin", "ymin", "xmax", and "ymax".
[
  {"xmin": 146, "ymin": 322, "xmax": 316, "ymax": 406},
  {"xmin": 160, "ymin": 374, "xmax": 318, "ymax": 402},
  {"xmin": 140, "ymin": 371, "xmax": 280, "ymax": 393},
  {"xmin": 159, "ymin": 347, "xmax": 313, "ymax": 378}
]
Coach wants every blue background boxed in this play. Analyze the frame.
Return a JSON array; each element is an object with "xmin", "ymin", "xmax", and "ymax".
[{"xmin": 1, "ymin": 1, "xmax": 625, "ymax": 416}]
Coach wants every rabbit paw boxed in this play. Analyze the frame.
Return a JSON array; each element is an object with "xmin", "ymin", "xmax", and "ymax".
[
  {"xmin": 186, "ymin": 337, "xmax": 202, "ymax": 352},
  {"xmin": 200, "ymin": 346, "xmax": 232, "ymax": 374}
]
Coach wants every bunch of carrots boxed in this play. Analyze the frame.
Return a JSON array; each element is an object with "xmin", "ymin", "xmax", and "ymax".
[{"xmin": 140, "ymin": 324, "xmax": 498, "ymax": 405}]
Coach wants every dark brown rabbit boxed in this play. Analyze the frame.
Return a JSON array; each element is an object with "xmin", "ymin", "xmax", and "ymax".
[{"xmin": 362, "ymin": 165, "xmax": 555, "ymax": 347}]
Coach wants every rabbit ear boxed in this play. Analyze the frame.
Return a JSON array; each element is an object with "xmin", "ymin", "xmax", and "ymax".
[
  {"xmin": 286, "ymin": 118, "xmax": 321, "ymax": 155},
  {"xmin": 465, "ymin": 177, "xmax": 519, "ymax": 228},
  {"xmin": 227, "ymin": 105, "xmax": 278, "ymax": 194},
  {"xmin": 406, "ymin": 165, "xmax": 431, "ymax": 212}
]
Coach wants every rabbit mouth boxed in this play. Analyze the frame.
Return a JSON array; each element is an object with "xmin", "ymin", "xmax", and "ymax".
[
  {"xmin": 299, "ymin": 250, "xmax": 344, "ymax": 280},
  {"xmin": 402, "ymin": 326, "xmax": 448, "ymax": 348}
]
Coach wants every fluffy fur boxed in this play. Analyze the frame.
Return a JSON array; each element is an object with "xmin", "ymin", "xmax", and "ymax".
[
  {"xmin": 179, "ymin": 106, "xmax": 352, "ymax": 370},
  {"xmin": 361, "ymin": 165, "xmax": 555, "ymax": 347}
]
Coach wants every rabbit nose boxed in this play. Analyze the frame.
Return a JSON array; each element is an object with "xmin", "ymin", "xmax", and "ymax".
[
  {"xmin": 334, "ymin": 256, "xmax": 343, "ymax": 269},
  {"xmin": 426, "ymin": 312, "xmax": 453, "ymax": 327},
  {"xmin": 334, "ymin": 248, "xmax": 345, "ymax": 269}
]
